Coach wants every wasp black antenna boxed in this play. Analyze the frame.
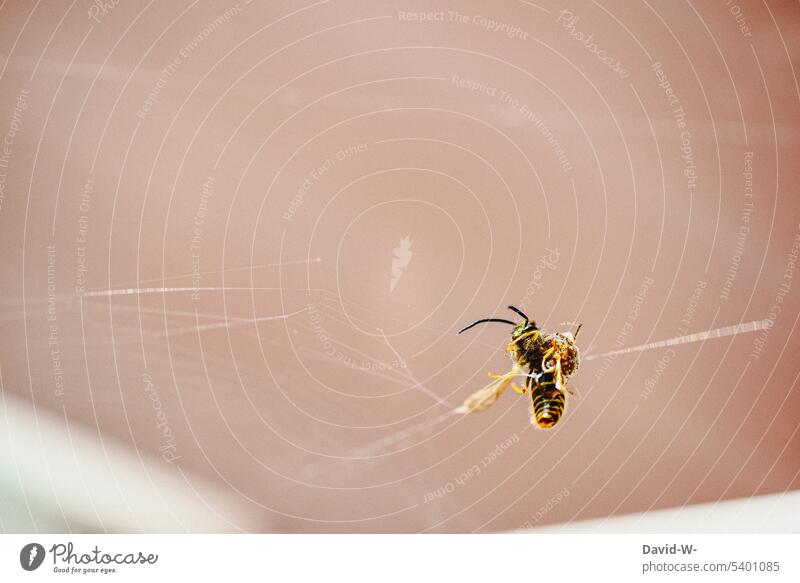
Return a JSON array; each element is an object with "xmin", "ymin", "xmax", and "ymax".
[
  {"xmin": 574, "ymin": 323, "xmax": 583, "ymax": 339},
  {"xmin": 507, "ymin": 305, "xmax": 529, "ymax": 321},
  {"xmin": 508, "ymin": 305, "xmax": 536, "ymax": 329},
  {"xmin": 457, "ymin": 318, "xmax": 517, "ymax": 335}
]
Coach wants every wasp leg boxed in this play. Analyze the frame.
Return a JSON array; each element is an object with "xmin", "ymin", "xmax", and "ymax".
[
  {"xmin": 540, "ymin": 348, "xmax": 556, "ymax": 375},
  {"xmin": 509, "ymin": 329, "xmax": 539, "ymax": 347},
  {"xmin": 565, "ymin": 382, "xmax": 579, "ymax": 398},
  {"xmin": 491, "ymin": 369, "xmax": 530, "ymax": 393},
  {"xmin": 554, "ymin": 359, "xmax": 573, "ymax": 394},
  {"xmin": 549, "ymin": 356, "xmax": 565, "ymax": 391},
  {"xmin": 540, "ymin": 348, "xmax": 569, "ymax": 392}
]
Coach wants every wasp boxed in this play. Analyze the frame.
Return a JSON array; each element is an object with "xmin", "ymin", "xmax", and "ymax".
[{"xmin": 457, "ymin": 305, "xmax": 581, "ymax": 429}]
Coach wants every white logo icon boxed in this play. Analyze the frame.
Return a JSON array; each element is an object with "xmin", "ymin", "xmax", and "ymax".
[{"xmin": 390, "ymin": 236, "xmax": 413, "ymax": 292}]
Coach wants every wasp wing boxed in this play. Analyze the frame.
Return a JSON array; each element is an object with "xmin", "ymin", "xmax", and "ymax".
[{"xmin": 459, "ymin": 362, "xmax": 523, "ymax": 414}]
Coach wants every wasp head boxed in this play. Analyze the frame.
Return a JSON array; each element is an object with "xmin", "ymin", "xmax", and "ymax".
[{"xmin": 511, "ymin": 321, "xmax": 538, "ymax": 340}]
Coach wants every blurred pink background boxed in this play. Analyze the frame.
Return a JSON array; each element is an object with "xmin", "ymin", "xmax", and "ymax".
[{"xmin": 0, "ymin": 0, "xmax": 799, "ymax": 532}]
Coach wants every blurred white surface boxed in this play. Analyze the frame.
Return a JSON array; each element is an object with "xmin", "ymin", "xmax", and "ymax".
[
  {"xmin": 0, "ymin": 392, "xmax": 255, "ymax": 533},
  {"xmin": 527, "ymin": 491, "xmax": 800, "ymax": 533}
]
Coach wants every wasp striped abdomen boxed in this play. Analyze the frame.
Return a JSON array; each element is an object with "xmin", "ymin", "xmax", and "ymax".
[{"xmin": 530, "ymin": 372, "xmax": 566, "ymax": 429}]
